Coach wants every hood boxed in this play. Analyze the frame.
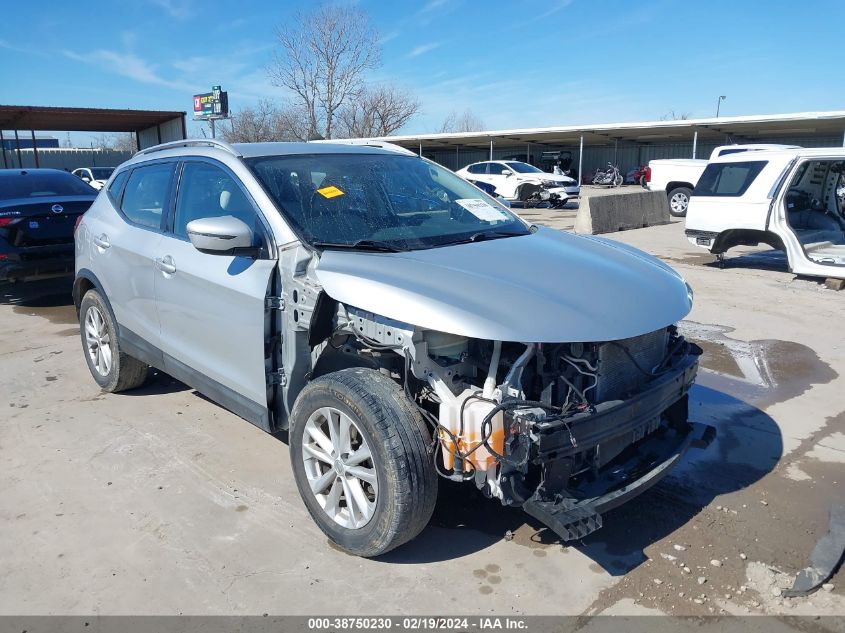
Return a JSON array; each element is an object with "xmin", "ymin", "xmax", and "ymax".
[
  {"xmin": 514, "ymin": 173, "xmax": 576, "ymax": 185},
  {"xmin": 315, "ymin": 227, "xmax": 692, "ymax": 343}
]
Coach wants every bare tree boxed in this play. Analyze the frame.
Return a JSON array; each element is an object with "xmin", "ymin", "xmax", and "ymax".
[
  {"xmin": 336, "ymin": 85, "xmax": 420, "ymax": 138},
  {"xmin": 223, "ymin": 100, "xmax": 281, "ymax": 143},
  {"xmin": 90, "ymin": 133, "xmax": 138, "ymax": 153},
  {"xmin": 222, "ymin": 100, "xmax": 316, "ymax": 143},
  {"xmin": 660, "ymin": 110, "xmax": 691, "ymax": 121},
  {"xmin": 438, "ymin": 109, "xmax": 486, "ymax": 133},
  {"xmin": 268, "ymin": 5, "xmax": 380, "ymax": 139}
]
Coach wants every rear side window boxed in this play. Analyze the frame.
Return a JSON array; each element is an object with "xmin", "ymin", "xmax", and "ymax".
[
  {"xmin": 108, "ymin": 170, "xmax": 129, "ymax": 202},
  {"xmin": 120, "ymin": 163, "xmax": 173, "ymax": 230},
  {"xmin": 466, "ymin": 163, "xmax": 486, "ymax": 174},
  {"xmin": 694, "ymin": 161, "xmax": 767, "ymax": 197}
]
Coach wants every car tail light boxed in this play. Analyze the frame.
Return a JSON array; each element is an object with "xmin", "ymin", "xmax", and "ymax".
[
  {"xmin": 645, "ymin": 166, "xmax": 652, "ymax": 183},
  {"xmin": 0, "ymin": 217, "xmax": 15, "ymax": 227},
  {"xmin": 74, "ymin": 215, "xmax": 83, "ymax": 235}
]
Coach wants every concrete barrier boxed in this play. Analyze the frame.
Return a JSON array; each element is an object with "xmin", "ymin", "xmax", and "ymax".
[{"xmin": 574, "ymin": 189, "xmax": 671, "ymax": 235}]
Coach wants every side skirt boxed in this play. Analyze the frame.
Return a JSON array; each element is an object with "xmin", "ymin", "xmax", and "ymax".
[{"xmin": 119, "ymin": 327, "xmax": 272, "ymax": 432}]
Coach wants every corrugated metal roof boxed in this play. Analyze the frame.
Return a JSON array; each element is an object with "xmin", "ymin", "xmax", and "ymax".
[
  {"xmin": 364, "ymin": 110, "xmax": 845, "ymax": 148},
  {"xmin": 0, "ymin": 105, "xmax": 186, "ymax": 132}
]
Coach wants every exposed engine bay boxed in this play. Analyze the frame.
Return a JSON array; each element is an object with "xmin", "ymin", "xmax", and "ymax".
[{"xmin": 313, "ymin": 304, "xmax": 712, "ymax": 541}]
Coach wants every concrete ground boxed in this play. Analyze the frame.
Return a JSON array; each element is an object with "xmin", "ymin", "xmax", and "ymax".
[{"xmin": 1, "ymin": 215, "xmax": 844, "ymax": 617}]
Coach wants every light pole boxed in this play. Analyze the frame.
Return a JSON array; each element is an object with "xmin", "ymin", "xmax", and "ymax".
[{"xmin": 716, "ymin": 95, "xmax": 726, "ymax": 118}]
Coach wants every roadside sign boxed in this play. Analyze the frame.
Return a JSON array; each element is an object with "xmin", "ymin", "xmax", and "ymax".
[{"xmin": 193, "ymin": 86, "xmax": 228, "ymax": 120}]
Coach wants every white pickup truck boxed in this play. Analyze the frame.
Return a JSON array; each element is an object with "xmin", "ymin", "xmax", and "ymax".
[{"xmin": 646, "ymin": 144, "xmax": 799, "ymax": 217}]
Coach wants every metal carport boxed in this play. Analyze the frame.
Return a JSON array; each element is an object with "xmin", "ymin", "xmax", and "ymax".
[
  {"xmin": 0, "ymin": 105, "xmax": 186, "ymax": 168},
  {"xmin": 359, "ymin": 110, "xmax": 845, "ymax": 179}
]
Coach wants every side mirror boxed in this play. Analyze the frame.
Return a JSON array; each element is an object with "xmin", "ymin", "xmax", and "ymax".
[
  {"xmin": 501, "ymin": 169, "xmax": 513, "ymax": 177},
  {"xmin": 186, "ymin": 215, "xmax": 257, "ymax": 257}
]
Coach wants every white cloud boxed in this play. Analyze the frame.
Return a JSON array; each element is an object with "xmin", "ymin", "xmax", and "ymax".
[
  {"xmin": 378, "ymin": 30, "xmax": 400, "ymax": 45},
  {"xmin": 148, "ymin": 0, "xmax": 193, "ymax": 19},
  {"xmin": 62, "ymin": 49, "xmax": 196, "ymax": 92},
  {"xmin": 408, "ymin": 42, "xmax": 442, "ymax": 58}
]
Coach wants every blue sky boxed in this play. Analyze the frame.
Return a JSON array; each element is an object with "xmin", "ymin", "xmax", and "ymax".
[{"xmin": 1, "ymin": 0, "xmax": 844, "ymax": 145}]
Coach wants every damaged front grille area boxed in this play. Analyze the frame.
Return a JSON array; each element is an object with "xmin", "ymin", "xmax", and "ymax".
[
  {"xmin": 595, "ymin": 328, "xmax": 670, "ymax": 402},
  {"xmin": 494, "ymin": 329, "xmax": 704, "ymax": 541}
]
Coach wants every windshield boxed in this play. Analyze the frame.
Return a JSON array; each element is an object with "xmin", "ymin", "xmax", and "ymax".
[
  {"xmin": 90, "ymin": 168, "xmax": 114, "ymax": 180},
  {"xmin": 506, "ymin": 162, "xmax": 544, "ymax": 174},
  {"xmin": 0, "ymin": 171, "xmax": 97, "ymax": 200},
  {"xmin": 247, "ymin": 153, "xmax": 529, "ymax": 250}
]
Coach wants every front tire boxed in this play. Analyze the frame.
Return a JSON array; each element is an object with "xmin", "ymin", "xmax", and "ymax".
[
  {"xmin": 79, "ymin": 289, "xmax": 148, "ymax": 392},
  {"xmin": 289, "ymin": 368, "xmax": 437, "ymax": 557},
  {"xmin": 668, "ymin": 186, "xmax": 692, "ymax": 217}
]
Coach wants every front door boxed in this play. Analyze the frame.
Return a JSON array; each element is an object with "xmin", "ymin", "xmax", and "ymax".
[
  {"xmin": 155, "ymin": 159, "xmax": 277, "ymax": 429},
  {"xmin": 485, "ymin": 163, "xmax": 517, "ymax": 198}
]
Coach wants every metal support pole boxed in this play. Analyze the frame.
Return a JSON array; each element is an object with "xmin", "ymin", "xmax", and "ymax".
[
  {"xmin": 210, "ymin": 119, "xmax": 216, "ymax": 139},
  {"xmin": 455, "ymin": 145, "xmax": 459, "ymax": 170},
  {"xmin": 842, "ymin": 128, "xmax": 845, "ymax": 147},
  {"xmin": 578, "ymin": 135, "xmax": 584, "ymax": 187},
  {"xmin": 489, "ymin": 138, "xmax": 493, "ymax": 161},
  {"xmin": 0, "ymin": 130, "xmax": 7, "ymax": 169},
  {"xmin": 614, "ymin": 138, "xmax": 618, "ymax": 165},
  {"xmin": 30, "ymin": 130, "xmax": 40, "ymax": 168},
  {"xmin": 692, "ymin": 130, "xmax": 698, "ymax": 159},
  {"xmin": 418, "ymin": 142, "xmax": 422, "ymax": 157},
  {"xmin": 14, "ymin": 130, "xmax": 22, "ymax": 168},
  {"xmin": 526, "ymin": 142, "xmax": 530, "ymax": 164}
]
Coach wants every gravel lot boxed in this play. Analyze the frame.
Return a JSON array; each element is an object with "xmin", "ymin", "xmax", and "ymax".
[{"xmin": 1, "ymin": 209, "xmax": 843, "ymax": 617}]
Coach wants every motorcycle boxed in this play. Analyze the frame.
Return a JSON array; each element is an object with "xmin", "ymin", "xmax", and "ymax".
[
  {"xmin": 625, "ymin": 164, "xmax": 648, "ymax": 186},
  {"xmin": 592, "ymin": 163, "xmax": 624, "ymax": 188}
]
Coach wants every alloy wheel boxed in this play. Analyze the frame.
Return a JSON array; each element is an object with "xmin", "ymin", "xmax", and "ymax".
[
  {"xmin": 670, "ymin": 192, "xmax": 689, "ymax": 214},
  {"xmin": 301, "ymin": 406, "xmax": 378, "ymax": 529},
  {"xmin": 84, "ymin": 305, "xmax": 112, "ymax": 376}
]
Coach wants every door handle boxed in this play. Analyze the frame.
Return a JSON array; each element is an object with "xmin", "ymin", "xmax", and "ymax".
[
  {"xmin": 93, "ymin": 234, "xmax": 110, "ymax": 249},
  {"xmin": 155, "ymin": 256, "xmax": 176, "ymax": 275}
]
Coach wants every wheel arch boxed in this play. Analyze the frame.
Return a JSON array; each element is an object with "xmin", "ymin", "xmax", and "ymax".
[
  {"xmin": 666, "ymin": 182, "xmax": 695, "ymax": 195},
  {"xmin": 711, "ymin": 229, "xmax": 786, "ymax": 255},
  {"xmin": 73, "ymin": 269, "xmax": 112, "ymax": 319}
]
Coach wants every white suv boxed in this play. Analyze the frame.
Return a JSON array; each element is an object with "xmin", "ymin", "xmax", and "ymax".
[
  {"xmin": 685, "ymin": 147, "xmax": 845, "ymax": 278},
  {"xmin": 74, "ymin": 139, "xmax": 710, "ymax": 557}
]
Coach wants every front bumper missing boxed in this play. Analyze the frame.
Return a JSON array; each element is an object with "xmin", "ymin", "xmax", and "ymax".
[
  {"xmin": 523, "ymin": 421, "xmax": 716, "ymax": 540},
  {"xmin": 519, "ymin": 350, "xmax": 715, "ymax": 541}
]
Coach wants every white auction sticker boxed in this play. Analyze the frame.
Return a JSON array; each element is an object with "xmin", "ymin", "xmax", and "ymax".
[{"xmin": 455, "ymin": 198, "xmax": 509, "ymax": 222}]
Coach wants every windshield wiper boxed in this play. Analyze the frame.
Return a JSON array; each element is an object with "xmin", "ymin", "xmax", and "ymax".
[
  {"xmin": 312, "ymin": 239, "xmax": 409, "ymax": 253},
  {"xmin": 445, "ymin": 230, "xmax": 528, "ymax": 246}
]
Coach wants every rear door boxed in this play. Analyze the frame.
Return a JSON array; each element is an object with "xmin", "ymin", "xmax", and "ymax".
[
  {"xmin": 155, "ymin": 158, "xmax": 276, "ymax": 429},
  {"xmin": 687, "ymin": 160, "xmax": 770, "ymax": 232},
  {"xmin": 92, "ymin": 162, "xmax": 173, "ymax": 351}
]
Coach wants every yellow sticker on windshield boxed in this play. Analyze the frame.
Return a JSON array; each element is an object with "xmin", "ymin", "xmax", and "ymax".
[{"xmin": 317, "ymin": 185, "xmax": 344, "ymax": 199}]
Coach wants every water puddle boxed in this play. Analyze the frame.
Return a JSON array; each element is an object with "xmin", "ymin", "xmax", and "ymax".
[{"xmin": 678, "ymin": 321, "xmax": 837, "ymax": 409}]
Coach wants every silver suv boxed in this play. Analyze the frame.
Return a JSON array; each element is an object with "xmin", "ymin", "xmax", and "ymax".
[{"xmin": 74, "ymin": 139, "xmax": 713, "ymax": 557}]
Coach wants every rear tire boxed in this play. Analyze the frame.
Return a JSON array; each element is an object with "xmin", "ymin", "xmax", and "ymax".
[
  {"xmin": 668, "ymin": 186, "xmax": 692, "ymax": 217},
  {"xmin": 79, "ymin": 289, "xmax": 148, "ymax": 392},
  {"xmin": 289, "ymin": 368, "xmax": 437, "ymax": 557}
]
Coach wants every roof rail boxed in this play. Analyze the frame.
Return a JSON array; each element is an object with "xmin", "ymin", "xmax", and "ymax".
[{"xmin": 134, "ymin": 139, "xmax": 242, "ymax": 158}]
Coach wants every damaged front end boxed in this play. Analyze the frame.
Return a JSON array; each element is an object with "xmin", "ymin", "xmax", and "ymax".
[{"xmin": 332, "ymin": 308, "xmax": 715, "ymax": 542}]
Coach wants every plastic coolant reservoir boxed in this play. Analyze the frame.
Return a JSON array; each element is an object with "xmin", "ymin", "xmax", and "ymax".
[{"xmin": 438, "ymin": 389, "xmax": 504, "ymax": 472}]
